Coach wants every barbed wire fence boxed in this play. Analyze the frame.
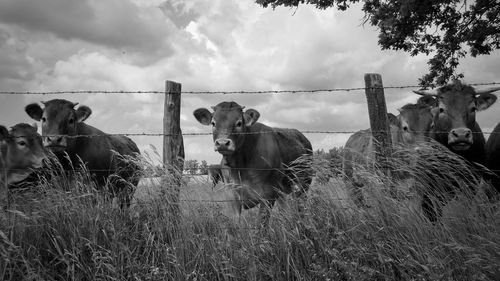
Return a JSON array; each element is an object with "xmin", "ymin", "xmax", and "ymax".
[{"xmin": 2, "ymin": 75, "xmax": 500, "ymax": 221}]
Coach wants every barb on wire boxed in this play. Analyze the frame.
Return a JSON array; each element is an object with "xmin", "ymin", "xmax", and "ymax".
[
  {"xmin": 10, "ymin": 129, "xmax": 500, "ymax": 140},
  {"xmin": 1, "ymin": 82, "xmax": 499, "ymax": 95}
]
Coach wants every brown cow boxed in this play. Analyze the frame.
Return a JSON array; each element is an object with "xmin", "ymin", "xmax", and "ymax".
[
  {"xmin": 25, "ymin": 99, "xmax": 141, "ymax": 208},
  {"xmin": 1, "ymin": 123, "xmax": 46, "ymax": 206},
  {"xmin": 342, "ymin": 105, "xmax": 434, "ymax": 207},
  {"xmin": 485, "ymin": 122, "xmax": 500, "ymax": 196},
  {"xmin": 194, "ymin": 101, "xmax": 313, "ymax": 226},
  {"xmin": 415, "ymin": 80, "xmax": 499, "ymax": 222},
  {"xmin": 342, "ymin": 104, "xmax": 432, "ymax": 207}
]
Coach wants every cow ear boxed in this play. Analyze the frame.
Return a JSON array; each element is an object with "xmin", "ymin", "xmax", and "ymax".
[
  {"xmin": 76, "ymin": 105, "xmax": 92, "ymax": 122},
  {"xmin": 25, "ymin": 103, "xmax": 44, "ymax": 121},
  {"xmin": 244, "ymin": 109, "xmax": 260, "ymax": 127},
  {"xmin": 476, "ymin": 93, "xmax": 497, "ymax": 111},
  {"xmin": 417, "ymin": 95, "xmax": 437, "ymax": 107},
  {"xmin": 387, "ymin": 113, "xmax": 398, "ymax": 127},
  {"xmin": 193, "ymin": 108, "xmax": 213, "ymax": 126}
]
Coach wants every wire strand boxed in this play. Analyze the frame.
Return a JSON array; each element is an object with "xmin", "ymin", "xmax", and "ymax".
[
  {"xmin": 1, "ymin": 82, "xmax": 499, "ymax": 95},
  {"xmin": 7, "ymin": 130, "xmax": 500, "ymax": 140}
]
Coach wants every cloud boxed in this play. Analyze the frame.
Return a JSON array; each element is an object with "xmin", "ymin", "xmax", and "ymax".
[
  {"xmin": 0, "ymin": 0, "xmax": 182, "ymax": 67},
  {"xmin": 1, "ymin": 0, "xmax": 500, "ymax": 166}
]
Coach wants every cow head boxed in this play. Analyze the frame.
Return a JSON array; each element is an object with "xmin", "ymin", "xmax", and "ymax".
[
  {"xmin": 397, "ymin": 103, "xmax": 434, "ymax": 144},
  {"xmin": 193, "ymin": 101, "xmax": 259, "ymax": 155},
  {"xmin": 415, "ymin": 81, "xmax": 499, "ymax": 151},
  {"xmin": 25, "ymin": 99, "xmax": 92, "ymax": 153},
  {"xmin": 0, "ymin": 123, "xmax": 45, "ymax": 184}
]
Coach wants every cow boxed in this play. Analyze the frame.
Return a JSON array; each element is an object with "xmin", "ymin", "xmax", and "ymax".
[
  {"xmin": 414, "ymin": 80, "xmax": 499, "ymax": 222},
  {"xmin": 485, "ymin": 122, "xmax": 500, "ymax": 196},
  {"xmin": 25, "ymin": 99, "xmax": 141, "ymax": 208},
  {"xmin": 0, "ymin": 123, "xmax": 46, "ymax": 207},
  {"xmin": 342, "ymin": 105, "xmax": 434, "ymax": 207},
  {"xmin": 207, "ymin": 163, "xmax": 230, "ymax": 188},
  {"xmin": 193, "ymin": 101, "xmax": 313, "ymax": 227}
]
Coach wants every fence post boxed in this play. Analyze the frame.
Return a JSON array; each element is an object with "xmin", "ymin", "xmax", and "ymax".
[
  {"xmin": 364, "ymin": 73, "xmax": 392, "ymax": 174},
  {"xmin": 163, "ymin": 80, "xmax": 185, "ymax": 224}
]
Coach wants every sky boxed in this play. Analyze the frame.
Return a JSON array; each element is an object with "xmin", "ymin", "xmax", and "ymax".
[{"xmin": 1, "ymin": 0, "xmax": 499, "ymax": 164}]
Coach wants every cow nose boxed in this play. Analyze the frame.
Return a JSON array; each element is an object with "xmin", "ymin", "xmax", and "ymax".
[
  {"xmin": 214, "ymin": 138, "xmax": 232, "ymax": 150},
  {"xmin": 45, "ymin": 136, "xmax": 63, "ymax": 145},
  {"xmin": 450, "ymin": 128, "xmax": 472, "ymax": 143}
]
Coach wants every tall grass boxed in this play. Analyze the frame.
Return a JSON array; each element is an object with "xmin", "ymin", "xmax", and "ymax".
[{"xmin": 1, "ymin": 145, "xmax": 499, "ymax": 281}]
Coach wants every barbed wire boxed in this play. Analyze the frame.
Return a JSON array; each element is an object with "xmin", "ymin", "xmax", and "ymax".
[
  {"xmin": 1, "ymin": 82, "xmax": 500, "ymax": 96},
  {"xmin": 5, "ymin": 190, "xmax": 359, "ymax": 208},
  {"xmin": 7, "ymin": 129, "xmax": 500, "ymax": 140},
  {"xmin": 4, "ymin": 165, "xmax": 499, "ymax": 173}
]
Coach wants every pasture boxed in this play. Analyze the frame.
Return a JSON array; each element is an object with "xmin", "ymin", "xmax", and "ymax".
[{"xmin": 1, "ymin": 146, "xmax": 500, "ymax": 281}]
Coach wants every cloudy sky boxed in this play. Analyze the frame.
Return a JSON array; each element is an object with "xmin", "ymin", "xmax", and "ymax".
[{"xmin": 1, "ymin": 0, "xmax": 499, "ymax": 164}]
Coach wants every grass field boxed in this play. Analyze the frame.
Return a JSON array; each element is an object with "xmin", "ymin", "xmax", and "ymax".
[{"xmin": 1, "ymin": 152, "xmax": 500, "ymax": 280}]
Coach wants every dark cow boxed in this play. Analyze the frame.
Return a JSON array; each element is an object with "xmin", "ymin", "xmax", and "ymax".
[
  {"xmin": 1, "ymin": 123, "xmax": 46, "ymax": 206},
  {"xmin": 194, "ymin": 101, "xmax": 313, "ymax": 226},
  {"xmin": 207, "ymin": 163, "xmax": 230, "ymax": 188},
  {"xmin": 486, "ymin": 122, "xmax": 500, "ymax": 195},
  {"xmin": 415, "ymin": 80, "xmax": 499, "ymax": 222},
  {"xmin": 342, "ymin": 106, "xmax": 434, "ymax": 207},
  {"xmin": 25, "ymin": 99, "xmax": 141, "ymax": 207}
]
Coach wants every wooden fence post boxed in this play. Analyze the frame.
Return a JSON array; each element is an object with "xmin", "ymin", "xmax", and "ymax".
[
  {"xmin": 163, "ymin": 80, "xmax": 185, "ymax": 223},
  {"xmin": 364, "ymin": 73, "xmax": 392, "ymax": 174}
]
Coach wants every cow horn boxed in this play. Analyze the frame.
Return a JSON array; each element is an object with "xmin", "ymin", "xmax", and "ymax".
[
  {"xmin": 475, "ymin": 86, "xmax": 500, "ymax": 95},
  {"xmin": 41, "ymin": 101, "xmax": 46, "ymax": 105},
  {"xmin": 241, "ymin": 106, "xmax": 245, "ymax": 110},
  {"xmin": 72, "ymin": 102, "xmax": 79, "ymax": 108},
  {"xmin": 413, "ymin": 89, "xmax": 438, "ymax": 97},
  {"xmin": 31, "ymin": 123, "xmax": 38, "ymax": 130},
  {"xmin": 210, "ymin": 106, "xmax": 215, "ymax": 111}
]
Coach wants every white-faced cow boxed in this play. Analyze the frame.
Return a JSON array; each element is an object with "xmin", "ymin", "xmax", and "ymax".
[
  {"xmin": 415, "ymin": 80, "xmax": 499, "ymax": 222},
  {"xmin": 25, "ymin": 99, "xmax": 141, "ymax": 208},
  {"xmin": 194, "ymin": 101, "xmax": 313, "ymax": 226},
  {"xmin": 486, "ymin": 122, "xmax": 500, "ymax": 196},
  {"xmin": 0, "ymin": 123, "xmax": 46, "ymax": 206},
  {"xmin": 342, "ymin": 105, "xmax": 434, "ymax": 207}
]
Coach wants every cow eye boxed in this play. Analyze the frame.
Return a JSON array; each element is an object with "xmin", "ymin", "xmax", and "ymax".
[
  {"xmin": 69, "ymin": 118, "xmax": 75, "ymax": 124},
  {"xmin": 17, "ymin": 141, "xmax": 26, "ymax": 147},
  {"xmin": 471, "ymin": 106, "xmax": 477, "ymax": 113},
  {"xmin": 41, "ymin": 117, "xmax": 46, "ymax": 122},
  {"xmin": 235, "ymin": 120, "xmax": 243, "ymax": 128},
  {"xmin": 211, "ymin": 121, "xmax": 216, "ymax": 127},
  {"xmin": 403, "ymin": 126, "xmax": 409, "ymax": 132},
  {"xmin": 439, "ymin": 108, "xmax": 445, "ymax": 113}
]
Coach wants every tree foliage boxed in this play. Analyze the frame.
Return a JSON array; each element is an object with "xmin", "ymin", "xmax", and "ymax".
[
  {"xmin": 256, "ymin": 0, "xmax": 500, "ymax": 86},
  {"xmin": 199, "ymin": 160, "xmax": 209, "ymax": 175},
  {"xmin": 313, "ymin": 147, "xmax": 344, "ymax": 184},
  {"xmin": 184, "ymin": 159, "xmax": 199, "ymax": 175}
]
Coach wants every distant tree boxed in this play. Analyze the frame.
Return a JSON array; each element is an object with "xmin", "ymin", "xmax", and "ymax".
[
  {"xmin": 184, "ymin": 159, "xmax": 199, "ymax": 175},
  {"xmin": 199, "ymin": 160, "xmax": 209, "ymax": 175},
  {"xmin": 256, "ymin": 0, "xmax": 500, "ymax": 86},
  {"xmin": 328, "ymin": 147, "xmax": 344, "ymax": 175},
  {"xmin": 314, "ymin": 147, "xmax": 344, "ymax": 184}
]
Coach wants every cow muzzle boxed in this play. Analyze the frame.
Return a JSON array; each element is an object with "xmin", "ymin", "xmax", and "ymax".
[
  {"xmin": 214, "ymin": 138, "xmax": 235, "ymax": 154},
  {"xmin": 31, "ymin": 155, "xmax": 47, "ymax": 169},
  {"xmin": 448, "ymin": 128, "xmax": 473, "ymax": 151},
  {"xmin": 44, "ymin": 135, "xmax": 67, "ymax": 152}
]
